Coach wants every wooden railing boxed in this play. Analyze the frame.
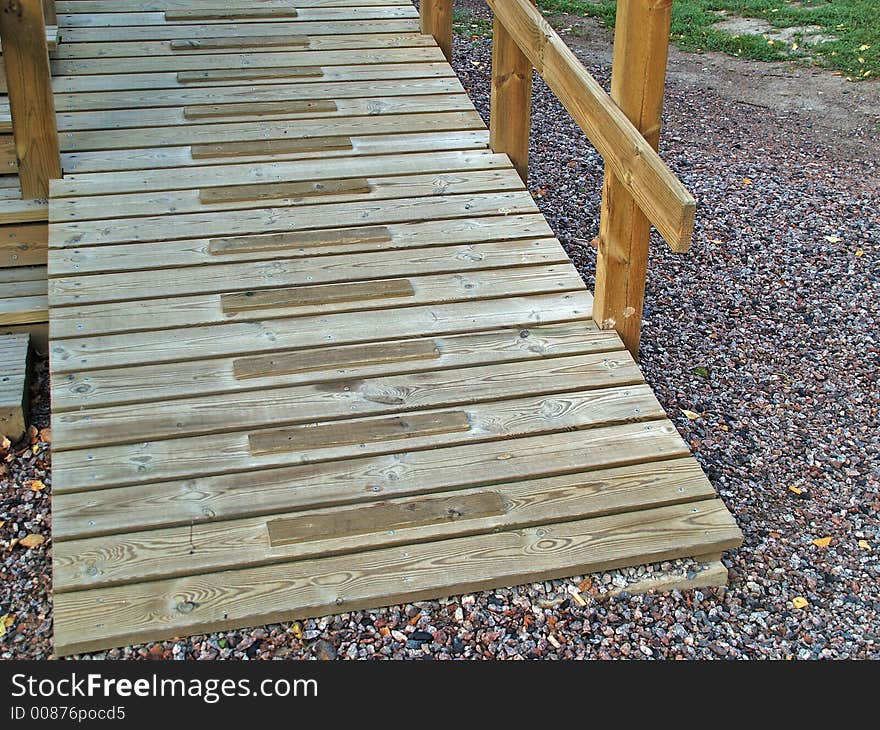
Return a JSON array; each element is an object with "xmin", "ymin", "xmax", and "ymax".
[
  {"xmin": 421, "ymin": 0, "xmax": 694, "ymax": 356},
  {"xmin": 0, "ymin": 0, "xmax": 61, "ymax": 199}
]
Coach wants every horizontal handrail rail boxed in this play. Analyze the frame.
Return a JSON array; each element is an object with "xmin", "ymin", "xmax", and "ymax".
[
  {"xmin": 487, "ymin": 0, "xmax": 693, "ymax": 252},
  {"xmin": 420, "ymin": 0, "xmax": 695, "ymax": 355}
]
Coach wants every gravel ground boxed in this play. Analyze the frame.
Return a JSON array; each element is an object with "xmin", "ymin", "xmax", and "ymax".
[{"xmin": 2, "ymin": 9, "xmax": 878, "ymax": 660}]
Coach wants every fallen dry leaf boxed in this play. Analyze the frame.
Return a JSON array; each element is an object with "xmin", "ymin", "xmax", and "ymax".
[
  {"xmin": 27, "ymin": 479, "xmax": 47, "ymax": 492},
  {"xmin": 792, "ymin": 596, "xmax": 809, "ymax": 609},
  {"xmin": 578, "ymin": 577, "xmax": 593, "ymax": 592},
  {"xmin": 742, "ymin": 178, "xmax": 753, "ymax": 185},
  {"xmin": 812, "ymin": 536, "xmax": 832, "ymax": 548},
  {"xmin": 681, "ymin": 409, "xmax": 701, "ymax": 420},
  {"xmin": 19, "ymin": 533, "xmax": 45, "ymax": 549},
  {"xmin": 789, "ymin": 485, "xmax": 805, "ymax": 495},
  {"xmin": 39, "ymin": 428, "xmax": 51, "ymax": 444},
  {"xmin": 290, "ymin": 622, "xmax": 303, "ymax": 639},
  {"xmin": 824, "ymin": 235, "xmax": 842, "ymax": 243},
  {"xmin": 858, "ymin": 540, "xmax": 871, "ymax": 551}
]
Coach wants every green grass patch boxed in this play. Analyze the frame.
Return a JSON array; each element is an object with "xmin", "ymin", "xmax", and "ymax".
[
  {"xmin": 453, "ymin": 7, "xmax": 493, "ymax": 38},
  {"xmin": 536, "ymin": 0, "xmax": 878, "ymax": 79}
]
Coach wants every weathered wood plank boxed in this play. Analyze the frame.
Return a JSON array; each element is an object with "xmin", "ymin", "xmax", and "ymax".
[
  {"xmin": 220, "ymin": 276, "xmax": 411, "ymax": 314},
  {"xmin": 0, "ymin": 332, "xmax": 29, "ymax": 440},
  {"xmin": 51, "ymin": 350, "xmax": 633, "ymax": 453},
  {"xmin": 53, "ymin": 499, "xmax": 741, "ymax": 655},
  {"xmin": 53, "ymin": 458, "xmax": 715, "ymax": 590},
  {"xmin": 50, "ymin": 324, "xmax": 620, "ymax": 412},
  {"xmin": 267, "ymin": 491, "xmax": 508, "ymax": 547}
]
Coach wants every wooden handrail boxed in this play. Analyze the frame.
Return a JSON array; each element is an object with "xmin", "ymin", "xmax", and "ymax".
[
  {"xmin": 0, "ymin": 0, "xmax": 61, "ymax": 199},
  {"xmin": 420, "ymin": 0, "xmax": 694, "ymax": 356}
]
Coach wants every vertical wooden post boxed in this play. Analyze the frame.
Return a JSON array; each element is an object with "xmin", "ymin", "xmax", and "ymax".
[
  {"xmin": 489, "ymin": 3, "xmax": 533, "ymax": 183},
  {"xmin": 593, "ymin": 0, "xmax": 673, "ymax": 358},
  {"xmin": 0, "ymin": 0, "xmax": 61, "ymax": 199},
  {"xmin": 419, "ymin": 0, "xmax": 453, "ymax": 63},
  {"xmin": 41, "ymin": 0, "xmax": 56, "ymax": 26}
]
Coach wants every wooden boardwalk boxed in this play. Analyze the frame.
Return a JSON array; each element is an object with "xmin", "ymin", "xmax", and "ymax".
[{"xmin": 45, "ymin": 0, "xmax": 741, "ymax": 655}]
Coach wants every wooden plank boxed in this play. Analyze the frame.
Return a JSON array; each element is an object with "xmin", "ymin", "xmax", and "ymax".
[
  {"xmin": 62, "ymin": 7, "xmax": 416, "ymax": 25},
  {"xmin": 52, "ymin": 457, "xmax": 716, "ymax": 589},
  {"xmin": 165, "ymin": 8, "xmax": 299, "ymax": 21},
  {"xmin": 0, "ymin": 198, "xmax": 49, "ymax": 225},
  {"xmin": 50, "ymin": 324, "xmax": 620, "ymax": 412},
  {"xmin": 52, "ymin": 499, "xmax": 741, "ymax": 655},
  {"xmin": 184, "ymin": 100, "xmax": 337, "ymax": 120},
  {"xmin": 50, "ymin": 264, "xmax": 582, "ymax": 338},
  {"xmin": 49, "ymin": 216, "xmax": 551, "ymax": 276},
  {"xmin": 56, "ymin": 0, "xmax": 412, "ymax": 10},
  {"xmin": 0, "ymin": 0, "xmax": 62, "ymax": 198},
  {"xmin": 177, "ymin": 66, "xmax": 324, "ymax": 83},
  {"xmin": 51, "ymin": 419, "xmax": 690, "ymax": 538},
  {"xmin": 63, "ymin": 20, "xmax": 421, "ymax": 43},
  {"xmin": 211, "ymin": 224, "xmax": 391, "ymax": 255},
  {"xmin": 267, "ymin": 490, "xmax": 507, "ymax": 547},
  {"xmin": 49, "ymin": 239, "xmax": 568, "ymax": 309},
  {"xmin": 593, "ymin": 0, "xmax": 674, "ymax": 357},
  {"xmin": 53, "ymin": 149, "xmax": 505, "ymax": 198},
  {"xmin": 51, "ymin": 62, "xmax": 451, "ymax": 93},
  {"xmin": 50, "ymin": 191, "xmax": 536, "ymax": 247},
  {"xmin": 485, "ymin": 0, "xmax": 694, "ymax": 252},
  {"xmin": 0, "ymin": 295, "xmax": 48, "ymax": 325},
  {"xmin": 49, "ymin": 291, "xmax": 591, "ymax": 373},
  {"xmin": 0, "ymin": 265, "xmax": 46, "ymax": 284},
  {"xmin": 490, "ymin": 3, "xmax": 533, "ymax": 182},
  {"xmin": 0, "ymin": 278, "xmax": 45, "ymax": 297},
  {"xmin": 200, "ymin": 177, "xmax": 371, "ymax": 206},
  {"xmin": 53, "ymin": 169, "xmax": 522, "ymax": 224},
  {"xmin": 52, "ymin": 384, "xmax": 658, "ymax": 493},
  {"xmin": 60, "ymin": 110, "xmax": 485, "ymax": 153},
  {"xmin": 51, "ymin": 33, "xmax": 437, "ymax": 61},
  {"xmin": 51, "ymin": 349, "xmax": 632, "ymax": 452},
  {"xmin": 220, "ymin": 277, "xmax": 412, "ymax": 314},
  {"xmin": 54, "ymin": 77, "xmax": 466, "ymax": 113},
  {"xmin": 0, "ymin": 136, "xmax": 17, "ymax": 172},
  {"xmin": 234, "ymin": 338, "xmax": 440, "ymax": 380},
  {"xmin": 58, "ymin": 95, "xmax": 477, "ymax": 134},
  {"xmin": 59, "ymin": 130, "xmax": 492, "ymax": 175},
  {"xmin": 250, "ymin": 410, "xmax": 472, "ymax": 455},
  {"xmin": 0, "ymin": 332, "xmax": 29, "ymax": 440},
  {"xmin": 0, "ymin": 223, "xmax": 47, "ymax": 267},
  {"xmin": 57, "ymin": 0, "xmax": 413, "ymax": 9},
  {"xmin": 191, "ymin": 135, "xmax": 351, "ymax": 159}
]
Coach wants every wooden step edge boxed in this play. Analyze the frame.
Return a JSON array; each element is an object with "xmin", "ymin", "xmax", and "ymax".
[{"xmin": 52, "ymin": 499, "xmax": 741, "ymax": 655}]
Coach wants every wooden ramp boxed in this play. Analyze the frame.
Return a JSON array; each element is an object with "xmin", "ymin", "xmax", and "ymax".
[{"xmin": 46, "ymin": 0, "xmax": 741, "ymax": 656}]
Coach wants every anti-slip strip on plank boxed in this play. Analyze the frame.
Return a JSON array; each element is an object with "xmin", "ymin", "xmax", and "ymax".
[
  {"xmin": 200, "ymin": 177, "xmax": 370, "ymax": 205},
  {"xmin": 183, "ymin": 100, "xmax": 337, "ymax": 120},
  {"xmin": 170, "ymin": 35, "xmax": 310, "ymax": 51},
  {"xmin": 177, "ymin": 67, "xmax": 324, "ymax": 84},
  {"xmin": 164, "ymin": 9, "xmax": 300, "ymax": 21},
  {"xmin": 221, "ymin": 277, "xmax": 413, "ymax": 314},
  {"xmin": 248, "ymin": 411, "xmax": 471, "ymax": 455},
  {"xmin": 190, "ymin": 135, "xmax": 352, "ymax": 159},
  {"xmin": 233, "ymin": 339, "xmax": 441, "ymax": 380},
  {"xmin": 266, "ymin": 491, "xmax": 507, "ymax": 547},
  {"xmin": 209, "ymin": 224, "xmax": 392, "ymax": 254}
]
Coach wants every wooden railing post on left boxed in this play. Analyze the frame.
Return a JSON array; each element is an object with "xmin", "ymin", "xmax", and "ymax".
[
  {"xmin": 0, "ymin": 0, "xmax": 61, "ymax": 199},
  {"xmin": 593, "ymin": 0, "xmax": 675, "ymax": 357},
  {"xmin": 419, "ymin": 0, "xmax": 453, "ymax": 62}
]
